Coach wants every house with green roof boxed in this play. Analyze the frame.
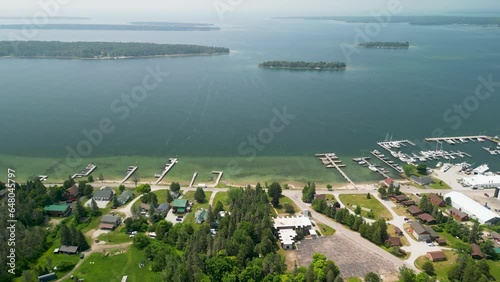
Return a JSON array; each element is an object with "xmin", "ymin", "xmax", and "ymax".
[
  {"xmin": 195, "ymin": 209, "xmax": 208, "ymax": 224},
  {"xmin": 172, "ymin": 199, "xmax": 189, "ymax": 214},
  {"xmin": 44, "ymin": 204, "xmax": 71, "ymax": 217}
]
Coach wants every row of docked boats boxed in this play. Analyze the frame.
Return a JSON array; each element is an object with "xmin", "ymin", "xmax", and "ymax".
[
  {"xmin": 483, "ymin": 146, "xmax": 500, "ymax": 155},
  {"xmin": 372, "ymin": 150, "xmax": 403, "ymax": 172},
  {"xmin": 442, "ymin": 137, "xmax": 485, "ymax": 144}
]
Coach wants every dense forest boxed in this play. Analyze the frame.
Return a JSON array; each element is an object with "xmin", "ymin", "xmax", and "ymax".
[
  {"xmin": 0, "ymin": 24, "xmax": 220, "ymax": 31},
  {"xmin": 0, "ymin": 41, "xmax": 230, "ymax": 59},
  {"xmin": 259, "ymin": 61, "xmax": 346, "ymax": 70},
  {"xmin": 358, "ymin": 42, "xmax": 410, "ymax": 48}
]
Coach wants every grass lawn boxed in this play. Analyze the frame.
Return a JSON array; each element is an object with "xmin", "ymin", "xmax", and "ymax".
[
  {"xmin": 339, "ymin": 194, "xmax": 393, "ymax": 220},
  {"xmin": 273, "ymin": 195, "xmax": 302, "ymax": 215},
  {"xmin": 347, "ymin": 278, "xmax": 362, "ymax": 282},
  {"xmin": 486, "ymin": 260, "xmax": 500, "ymax": 281},
  {"xmin": 415, "ymin": 250, "xmax": 457, "ymax": 280},
  {"xmin": 437, "ymin": 232, "xmax": 464, "ymax": 249},
  {"xmin": 429, "ymin": 178, "xmax": 451, "ymax": 190},
  {"xmin": 70, "ymin": 246, "xmax": 160, "ymax": 282},
  {"xmin": 97, "ymin": 225, "xmax": 132, "ymax": 244},
  {"xmin": 317, "ymin": 223, "xmax": 336, "ymax": 236},
  {"xmin": 387, "ymin": 224, "xmax": 410, "ymax": 246},
  {"xmin": 212, "ymin": 191, "xmax": 229, "ymax": 208},
  {"xmin": 392, "ymin": 206, "xmax": 409, "ymax": 217},
  {"xmin": 181, "ymin": 191, "xmax": 213, "ymax": 228}
]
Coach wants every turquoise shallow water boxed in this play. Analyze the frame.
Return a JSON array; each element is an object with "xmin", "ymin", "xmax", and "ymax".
[{"xmin": 0, "ymin": 20, "xmax": 499, "ymax": 172}]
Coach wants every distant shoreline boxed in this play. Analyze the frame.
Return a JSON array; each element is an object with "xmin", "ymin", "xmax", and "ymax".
[
  {"xmin": 259, "ymin": 66, "xmax": 347, "ymax": 71},
  {"xmin": 0, "ymin": 52, "xmax": 230, "ymax": 60}
]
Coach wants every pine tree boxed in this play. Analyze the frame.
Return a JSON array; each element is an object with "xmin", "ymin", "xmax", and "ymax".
[
  {"xmin": 78, "ymin": 230, "xmax": 90, "ymax": 250},
  {"xmin": 112, "ymin": 195, "xmax": 120, "ymax": 207},
  {"xmin": 214, "ymin": 201, "xmax": 224, "ymax": 214},
  {"xmin": 60, "ymin": 225, "xmax": 71, "ymax": 245},
  {"xmin": 195, "ymin": 187, "xmax": 206, "ymax": 203},
  {"xmin": 70, "ymin": 225, "xmax": 78, "ymax": 245},
  {"xmin": 91, "ymin": 198, "xmax": 99, "ymax": 212},
  {"xmin": 166, "ymin": 190, "xmax": 173, "ymax": 203}
]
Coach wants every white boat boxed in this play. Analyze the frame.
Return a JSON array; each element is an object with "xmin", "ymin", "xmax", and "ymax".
[
  {"xmin": 358, "ymin": 161, "xmax": 367, "ymax": 165},
  {"xmin": 477, "ymin": 137, "xmax": 485, "ymax": 142},
  {"xmin": 459, "ymin": 138, "xmax": 468, "ymax": 143},
  {"xmin": 373, "ymin": 150, "xmax": 380, "ymax": 155},
  {"xmin": 445, "ymin": 139, "xmax": 455, "ymax": 145},
  {"xmin": 491, "ymin": 151, "xmax": 498, "ymax": 155},
  {"xmin": 368, "ymin": 165, "xmax": 378, "ymax": 172},
  {"xmin": 436, "ymin": 162, "xmax": 443, "ymax": 168},
  {"xmin": 473, "ymin": 164, "xmax": 489, "ymax": 175},
  {"xmin": 390, "ymin": 151, "xmax": 399, "ymax": 158}
]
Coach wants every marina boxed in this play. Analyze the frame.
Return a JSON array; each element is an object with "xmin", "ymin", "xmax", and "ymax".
[
  {"xmin": 154, "ymin": 158, "xmax": 178, "ymax": 185},
  {"xmin": 120, "ymin": 166, "xmax": 138, "ymax": 184},
  {"xmin": 354, "ymin": 155, "xmax": 391, "ymax": 178},
  {"xmin": 71, "ymin": 163, "xmax": 97, "ymax": 179},
  {"xmin": 316, "ymin": 153, "xmax": 356, "ymax": 188},
  {"xmin": 425, "ymin": 135, "xmax": 499, "ymax": 144}
]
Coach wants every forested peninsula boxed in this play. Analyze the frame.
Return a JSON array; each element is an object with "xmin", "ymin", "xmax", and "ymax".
[
  {"xmin": 0, "ymin": 41, "xmax": 230, "ymax": 59},
  {"xmin": 259, "ymin": 61, "xmax": 346, "ymax": 70},
  {"xmin": 358, "ymin": 42, "xmax": 409, "ymax": 49}
]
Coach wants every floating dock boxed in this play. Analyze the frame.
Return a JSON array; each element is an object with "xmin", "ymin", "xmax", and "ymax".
[
  {"xmin": 212, "ymin": 171, "xmax": 223, "ymax": 187},
  {"xmin": 189, "ymin": 171, "xmax": 198, "ymax": 188},
  {"xmin": 154, "ymin": 158, "xmax": 178, "ymax": 185},
  {"xmin": 360, "ymin": 157, "xmax": 391, "ymax": 178},
  {"xmin": 316, "ymin": 153, "xmax": 356, "ymax": 188},
  {"xmin": 120, "ymin": 166, "xmax": 138, "ymax": 184}
]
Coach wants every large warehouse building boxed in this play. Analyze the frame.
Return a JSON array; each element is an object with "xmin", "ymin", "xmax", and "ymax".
[
  {"xmin": 462, "ymin": 175, "xmax": 500, "ymax": 190},
  {"xmin": 444, "ymin": 191, "xmax": 500, "ymax": 225}
]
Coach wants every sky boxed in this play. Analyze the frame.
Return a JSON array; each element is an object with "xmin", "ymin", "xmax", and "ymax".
[{"xmin": 2, "ymin": 0, "xmax": 500, "ymax": 22}]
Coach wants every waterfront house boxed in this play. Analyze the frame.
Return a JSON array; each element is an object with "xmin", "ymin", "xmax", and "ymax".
[
  {"xmin": 382, "ymin": 178, "xmax": 400, "ymax": 188},
  {"xmin": 65, "ymin": 184, "xmax": 80, "ymax": 202},
  {"xmin": 44, "ymin": 204, "xmax": 71, "ymax": 217},
  {"xmin": 117, "ymin": 190, "xmax": 133, "ymax": 205},
  {"xmin": 93, "ymin": 186, "xmax": 114, "ymax": 201},
  {"xmin": 156, "ymin": 203, "xmax": 170, "ymax": 215},
  {"xmin": 410, "ymin": 176, "xmax": 434, "ymax": 186},
  {"xmin": 195, "ymin": 209, "xmax": 208, "ymax": 224}
]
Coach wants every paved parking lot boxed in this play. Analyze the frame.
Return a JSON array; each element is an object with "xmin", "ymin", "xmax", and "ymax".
[
  {"xmin": 296, "ymin": 235, "xmax": 398, "ymax": 279},
  {"xmin": 84, "ymin": 199, "xmax": 109, "ymax": 209},
  {"xmin": 165, "ymin": 209, "xmax": 184, "ymax": 225}
]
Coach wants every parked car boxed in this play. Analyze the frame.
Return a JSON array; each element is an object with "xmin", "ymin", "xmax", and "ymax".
[
  {"xmin": 484, "ymin": 193, "xmax": 489, "ymax": 197},
  {"xmin": 80, "ymin": 254, "xmax": 85, "ymax": 259}
]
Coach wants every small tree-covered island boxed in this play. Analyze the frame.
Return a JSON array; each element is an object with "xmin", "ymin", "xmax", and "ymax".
[
  {"xmin": 0, "ymin": 41, "xmax": 230, "ymax": 59},
  {"xmin": 358, "ymin": 41, "xmax": 410, "ymax": 49},
  {"xmin": 259, "ymin": 61, "xmax": 346, "ymax": 70}
]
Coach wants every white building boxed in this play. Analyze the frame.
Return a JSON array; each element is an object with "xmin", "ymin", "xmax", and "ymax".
[
  {"xmin": 273, "ymin": 216, "xmax": 313, "ymax": 249},
  {"xmin": 444, "ymin": 191, "xmax": 500, "ymax": 225},
  {"xmin": 462, "ymin": 175, "xmax": 500, "ymax": 189}
]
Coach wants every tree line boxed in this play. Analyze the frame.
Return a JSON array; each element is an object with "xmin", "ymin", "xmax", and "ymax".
[
  {"xmin": 0, "ymin": 41, "xmax": 230, "ymax": 59},
  {"xmin": 259, "ymin": 61, "xmax": 347, "ymax": 69}
]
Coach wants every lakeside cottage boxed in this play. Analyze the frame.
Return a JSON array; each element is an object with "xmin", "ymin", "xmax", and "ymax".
[
  {"xmin": 44, "ymin": 204, "xmax": 71, "ymax": 217},
  {"xmin": 117, "ymin": 190, "xmax": 133, "ymax": 205},
  {"xmin": 93, "ymin": 186, "xmax": 114, "ymax": 201},
  {"xmin": 99, "ymin": 214, "xmax": 121, "ymax": 230},
  {"xmin": 172, "ymin": 199, "xmax": 189, "ymax": 214}
]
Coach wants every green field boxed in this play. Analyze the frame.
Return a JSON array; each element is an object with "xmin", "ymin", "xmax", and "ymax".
[
  {"xmin": 97, "ymin": 225, "xmax": 132, "ymax": 244},
  {"xmin": 273, "ymin": 195, "xmax": 302, "ymax": 215},
  {"xmin": 70, "ymin": 246, "xmax": 160, "ymax": 282},
  {"xmin": 317, "ymin": 223, "xmax": 336, "ymax": 236},
  {"xmin": 486, "ymin": 260, "xmax": 500, "ymax": 281},
  {"xmin": 338, "ymin": 194, "xmax": 393, "ymax": 220},
  {"xmin": 212, "ymin": 191, "xmax": 229, "ymax": 209},
  {"xmin": 415, "ymin": 250, "xmax": 457, "ymax": 280},
  {"xmin": 0, "ymin": 154, "xmax": 392, "ymax": 186}
]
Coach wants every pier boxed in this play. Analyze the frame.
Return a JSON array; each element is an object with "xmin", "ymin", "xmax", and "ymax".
[
  {"xmin": 370, "ymin": 151, "xmax": 403, "ymax": 173},
  {"xmin": 154, "ymin": 158, "xmax": 178, "ymax": 185},
  {"xmin": 72, "ymin": 164, "xmax": 96, "ymax": 179},
  {"xmin": 120, "ymin": 166, "xmax": 138, "ymax": 184},
  {"xmin": 316, "ymin": 153, "xmax": 356, "ymax": 188},
  {"xmin": 212, "ymin": 171, "xmax": 224, "ymax": 187},
  {"xmin": 361, "ymin": 157, "xmax": 391, "ymax": 178},
  {"xmin": 425, "ymin": 135, "xmax": 494, "ymax": 143},
  {"xmin": 189, "ymin": 172, "xmax": 198, "ymax": 188}
]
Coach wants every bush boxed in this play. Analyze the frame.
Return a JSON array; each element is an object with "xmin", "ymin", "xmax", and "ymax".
[
  {"xmin": 367, "ymin": 211, "xmax": 375, "ymax": 219},
  {"xmin": 422, "ymin": 261, "xmax": 435, "ymax": 275},
  {"xmin": 284, "ymin": 203, "xmax": 295, "ymax": 214},
  {"xmin": 57, "ymin": 261, "xmax": 76, "ymax": 272},
  {"xmin": 133, "ymin": 234, "xmax": 150, "ymax": 250}
]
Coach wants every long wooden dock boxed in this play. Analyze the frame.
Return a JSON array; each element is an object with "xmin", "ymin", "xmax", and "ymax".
[
  {"xmin": 362, "ymin": 158, "xmax": 390, "ymax": 178},
  {"xmin": 120, "ymin": 166, "xmax": 138, "ymax": 184},
  {"xmin": 212, "ymin": 171, "xmax": 224, "ymax": 187},
  {"xmin": 317, "ymin": 153, "xmax": 356, "ymax": 188},
  {"xmin": 189, "ymin": 172, "xmax": 198, "ymax": 188},
  {"xmin": 71, "ymin": 164, "xmax": 97, "ymax": 179},
  {"xmin": 154, "ymin": 158, "xmax": 178, "ymax": 185}
]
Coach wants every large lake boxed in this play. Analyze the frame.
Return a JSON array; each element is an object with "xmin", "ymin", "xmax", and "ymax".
[{"xmin": 1, "ymin": 19, "xmax": 499, "ymax": 180}]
